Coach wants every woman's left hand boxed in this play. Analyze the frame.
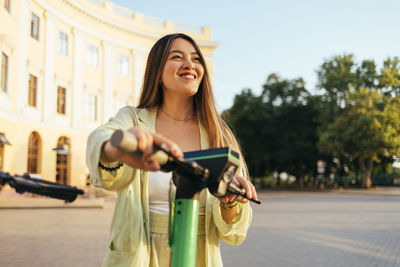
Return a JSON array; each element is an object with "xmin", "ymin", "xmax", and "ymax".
[{"xmin": 219, "ymin": 174, "xmax": 258, "ymax": 204}]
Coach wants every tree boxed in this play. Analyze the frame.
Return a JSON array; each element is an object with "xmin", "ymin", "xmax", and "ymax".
[
  {"xmin": 356, "ymin": 59, "xmax": 378, "ymax": 89},
  {"xmin": 318, "ymin": 88, "xmax": 400, "ymax": 188},
  {"xmin": 262, "ymin": 73, "xmax": 309, "ymax": 106},
  {"xmin": 316, "ymin": 54, "xmax": 360, "ymax": 185},
  {"xmin": 223, "ymin": 89, "xmax": 274, "ymax": 178},
  {"xmin": 317, "ymin": 54, "xmax": 357, "ymax": 109},
  {"xmin": 225, "ymin": 74, "xmax": 320, "ymax": 186},
  {"xmin": 379, "ymin": 57, "xmax": 400, "ymax": 96},
  {"xmin": 271, "ymin": 103, "xmax": 319, "ymax": 185}
]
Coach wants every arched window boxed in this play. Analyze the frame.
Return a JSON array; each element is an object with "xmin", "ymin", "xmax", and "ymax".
[
  {"xmin": 0, "ymin": 141, "xmax": 4, "ymax": 171},
  {"xmin": 55, "ymin": 136, "xmax": 70, "ymax": 185},
  {"xmin": 27, "ymin": 131, "xmax": 41, "ymax": 174}
]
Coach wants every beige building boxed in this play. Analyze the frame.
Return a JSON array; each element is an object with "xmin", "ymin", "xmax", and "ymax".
[{"xmin": 0, "ymin": 0, "xmax": 217, "ymax": 188}]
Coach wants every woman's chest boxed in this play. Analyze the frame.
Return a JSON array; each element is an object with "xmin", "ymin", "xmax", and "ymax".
[{"xmin": 156, "ymin": 120, "xmax": 201, "ymax": 152}]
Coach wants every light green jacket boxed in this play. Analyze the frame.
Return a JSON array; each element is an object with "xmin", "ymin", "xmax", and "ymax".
[{"xmin": 86, "ymin": 106, "xmax": 252, "ymax": 267}]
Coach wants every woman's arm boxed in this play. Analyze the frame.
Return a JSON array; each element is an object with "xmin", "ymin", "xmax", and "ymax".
[
  {"xmin": 86, "ymin": 107, "xmax": 182, "ymax": 191},
  {"xmin": 219, "ymin": 174, "xmax": 258, "ymax": 224},
  {"xmin": 101, "ymin": 127, "xmax": 182, "ymax": 171}
]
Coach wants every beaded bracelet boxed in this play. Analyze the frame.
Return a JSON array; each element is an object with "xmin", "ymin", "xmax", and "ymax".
[{"xmin": 98, "ymin": 162, "xmax": 123, "ymax": 172}]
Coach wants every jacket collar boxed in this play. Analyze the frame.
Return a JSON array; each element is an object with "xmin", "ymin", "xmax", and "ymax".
[{"xmin": 136, "ymin": 106, "xmax": 158, "ymax": 132}]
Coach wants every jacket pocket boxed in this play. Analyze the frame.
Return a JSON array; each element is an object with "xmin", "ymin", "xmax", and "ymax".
[
  {"xmin": 103, "ymin": 240, "xmax": 136, "ymax": 267},
  {"xmin": 109, "ymin": 237, "xmax": 136, "ymax": 253}
]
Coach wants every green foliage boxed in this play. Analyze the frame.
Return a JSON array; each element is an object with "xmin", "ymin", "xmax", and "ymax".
[
  {"xmin": 262, "ymin": 73, "xmax": 309, "ymax": 106},
  {"xmin": 372, "ymin": 168, "xmax": 400, "ymax": 186},
  {"xmin": 225, "ymin": 75, "xmax": 320, "ymax": 184},
  {"xmin": 316, "ymin": 55, "xmax": 400, "ymax": 187},
  {"xmin": 319, "ymin": 88, "xmax": 400, "ymax": 160},
  {"xmin": 356, "ymin": 59, "xmax": 378, "ymax": 89},
  {"xmin": 379, "ymin": 57, "xmax": 400, "ymax": 96},
  {"xmin": 224, "ymin": 89, "xmax": 274, "ymax": 178},
  {"xmin": 317, "ymin": 54, "xmax": 357, "ymax": 109},
  {"xmin": 225, "ymin": 55, "xmax": 400, "ymax": 188},
  {"xmin": 372, "ymin": 173, "xmax": 393, "ymax": 186}
]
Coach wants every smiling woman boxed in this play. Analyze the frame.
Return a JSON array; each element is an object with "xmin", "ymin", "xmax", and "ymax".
[
  {"xmin": 161, "ymin": 38, "xmax": 204, "ymax": 100},
  {"xmin": 86, "ymin": 33, "xmax": 257, "ymax": 267}
]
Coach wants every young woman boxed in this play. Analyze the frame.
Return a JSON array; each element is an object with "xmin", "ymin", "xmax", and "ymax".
[{"xmin": 86, "ymin": 33, "xmax": 257, "ymax": 267}]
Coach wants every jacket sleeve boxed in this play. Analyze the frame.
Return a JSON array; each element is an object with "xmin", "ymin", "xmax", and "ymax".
[
  {"xmin": 211, "ymin": 160, "xmax": 253, "ymax": 246},
  {"xmin": 211, "ymin": 195, "xmax": 252, "ymax": 246},
  {"xmin": 86, "ymin": 106, "xmax": 139, "ymax": 191}
]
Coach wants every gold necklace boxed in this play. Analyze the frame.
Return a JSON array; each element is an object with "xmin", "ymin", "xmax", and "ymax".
[{"xmin": 160, "ymin": 107, "xmax": 196, "ymax": 122}]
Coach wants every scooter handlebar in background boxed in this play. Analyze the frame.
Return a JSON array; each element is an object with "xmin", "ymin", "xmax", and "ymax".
[{"xmin": 0, "ymin": 171, "xmax": 84, "ymax": 203}]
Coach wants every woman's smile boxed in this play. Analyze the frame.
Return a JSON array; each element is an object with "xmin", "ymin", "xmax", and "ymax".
[{"xmin": 178, "ymin": 71, "xmax": 196, "ymax": 80}]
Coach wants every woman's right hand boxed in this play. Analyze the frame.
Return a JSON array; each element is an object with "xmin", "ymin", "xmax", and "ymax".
[{"xmin": 100, "ymin": 127, "xmax": 183, "ymax": 171}]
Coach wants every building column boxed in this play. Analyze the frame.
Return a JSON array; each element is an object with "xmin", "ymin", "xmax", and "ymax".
[
  {"xmin": 42, "ymin": 11, "xmax": 57, "ymax": 121},
  {"xmin": 131, "ymin": 49, "xmax": 147, "ymax": 106},
  {"xmin": 71, "ymin": 28, "xmax": 85, "ymax": 127},
  {"xmin": 16, "ymin": 0, "xmax": 30, "ymax": 112},
  {"xmin": 102, "ymin": 41, "xmax": 115, "ymax": 123}
]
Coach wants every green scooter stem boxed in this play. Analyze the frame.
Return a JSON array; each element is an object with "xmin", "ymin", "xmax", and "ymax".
[{"xmin": 170, "ymin": 198, "xmax": 199, "ymax": 267}]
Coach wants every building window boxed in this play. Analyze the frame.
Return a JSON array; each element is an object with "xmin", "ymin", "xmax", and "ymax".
[
  {"xmin": 1, "ymin": 53, "xmax": 8, "ymax": 93},
  {"xmin": 55, "ymin": 136, "xmax": 70, "ymax": 185},
  {"xmin": 86, "ymin": 93, "xmax": 98, "ymax": 122},
  {"xmin": 4, "ymin": 0, "xmax": 11, "ymax": 13},
  {"xmin": 87, "ymin": 44, "xmax": 99, "ymax": 67},
  {"xmin": 0, "ymin": 141, "xmax": 3, "ymax": 171},
  {"xmin": 28, "ymin": 74, "xmax": 37, "ymax": 107},
  {"xmin": 31, "ymin": 13, "xmax": 40, "ymax": 40},
  {"xmin": 117, "ymin": 55, "xmax": 129, "ymax": 75},
  {"xmin": 58, "ymin": 32, "xmax": 68, "ymax": 56},
  {"xmin": 27, "ymin": 131, "xmax": 41, "ymax": 174},
  {"xmin": 57, "ymin": 86, "xmax": 66, "ymax": 114}
]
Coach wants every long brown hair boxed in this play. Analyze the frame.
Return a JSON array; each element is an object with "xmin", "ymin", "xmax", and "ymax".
[{"xmin": 137, "ymin": 33, "xmax": 249, "ymax": 177}]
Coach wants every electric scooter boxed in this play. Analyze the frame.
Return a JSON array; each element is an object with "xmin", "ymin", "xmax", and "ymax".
[{"xmin": 110, "ymin": 129, "xmax": 261, "ymax": 267}]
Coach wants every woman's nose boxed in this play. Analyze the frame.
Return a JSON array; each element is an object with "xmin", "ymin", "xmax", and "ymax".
[{"xmin": 182, "ymin": 59, "xmax": 195, "ymax": 70}]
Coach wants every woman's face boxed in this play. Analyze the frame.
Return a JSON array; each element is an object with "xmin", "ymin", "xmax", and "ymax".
[{"xmin": 161, "ymin": 38, "xmax": 204, "ymax": 98}]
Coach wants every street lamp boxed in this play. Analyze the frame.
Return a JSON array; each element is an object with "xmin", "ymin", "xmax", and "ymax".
[
  {"xmin": 0, "ymin": 133, "xmax": 11, "ymax": 145},
  {"xmin": 52, "ymin": 144, "xmax": 69, "ymax": 155}
]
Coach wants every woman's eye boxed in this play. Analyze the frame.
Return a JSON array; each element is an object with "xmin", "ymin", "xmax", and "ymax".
[
  {"xmin": 193, "ymin": 57, "xmax": 201, "ymax": 62},
  {"xmin": 172, "ymin": 55, "xmax": 182, "ymax": 60}
]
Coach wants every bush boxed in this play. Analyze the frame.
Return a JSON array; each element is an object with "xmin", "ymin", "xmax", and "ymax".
[{"xmin": 372, "ymin": 168, "xmax": 400, "ymax": 186}]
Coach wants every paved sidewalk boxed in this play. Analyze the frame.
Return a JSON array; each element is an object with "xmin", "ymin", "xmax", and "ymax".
[
  {"xmin": 0, "ymin": 196, "xmax": 105, "ymax": 209},
  {"xmin": 336, "ymin": 186, "xmax": 400, "ymax": 197},
  {"xmin": 221, "ymin": 190, "xmax": 400, "ymax": 267},
  {"xmin": 1, "ymin": 188, "xmax": 400, "ymax": 266},
  {"xmin": 0, "ymin": 186, "xmax": 114, "ymax": 209},
  {"xmin": 1, "ymin": 185, "xmax": 399, "ymax": 209},
  {"xmin": 0, "ymin": 198, "xmax": 114, "ymax": 267}
]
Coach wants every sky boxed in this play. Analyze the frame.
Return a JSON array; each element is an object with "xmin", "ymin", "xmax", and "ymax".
[{"xmin": 110, "ymin": 0, "xmax": 400, "ymax": 112}]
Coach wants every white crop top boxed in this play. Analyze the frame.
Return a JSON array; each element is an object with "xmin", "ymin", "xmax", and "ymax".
[{"xmin": 148, "ymin": 171, "xmax": 206, "ymax": 215}]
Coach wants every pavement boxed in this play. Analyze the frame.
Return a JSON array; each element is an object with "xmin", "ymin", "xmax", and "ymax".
[
  {"xmin": 336, "ymin": 186, "xmax": 400, "ymax": 197},
  {"xmin": 259, "ymin": 186, "xmax": 400, "ymax": 197},
  {"xmin": 0, "ymin": 185, "xmax": 399, "ymax": 209},
  {"xmin": 0, "ymin": 196, "xmax": 105, "ymax": 209},
  {"xmin": 221, "ymin": 189, "xmax": 400, "ymax": 267},
  {"xmin": 1, "ymin": 188, "xmax": 400, "ymax": 267},
  {"xmin": 0, "ymin": 185, "xmax": 112, "ymax": 209}
]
